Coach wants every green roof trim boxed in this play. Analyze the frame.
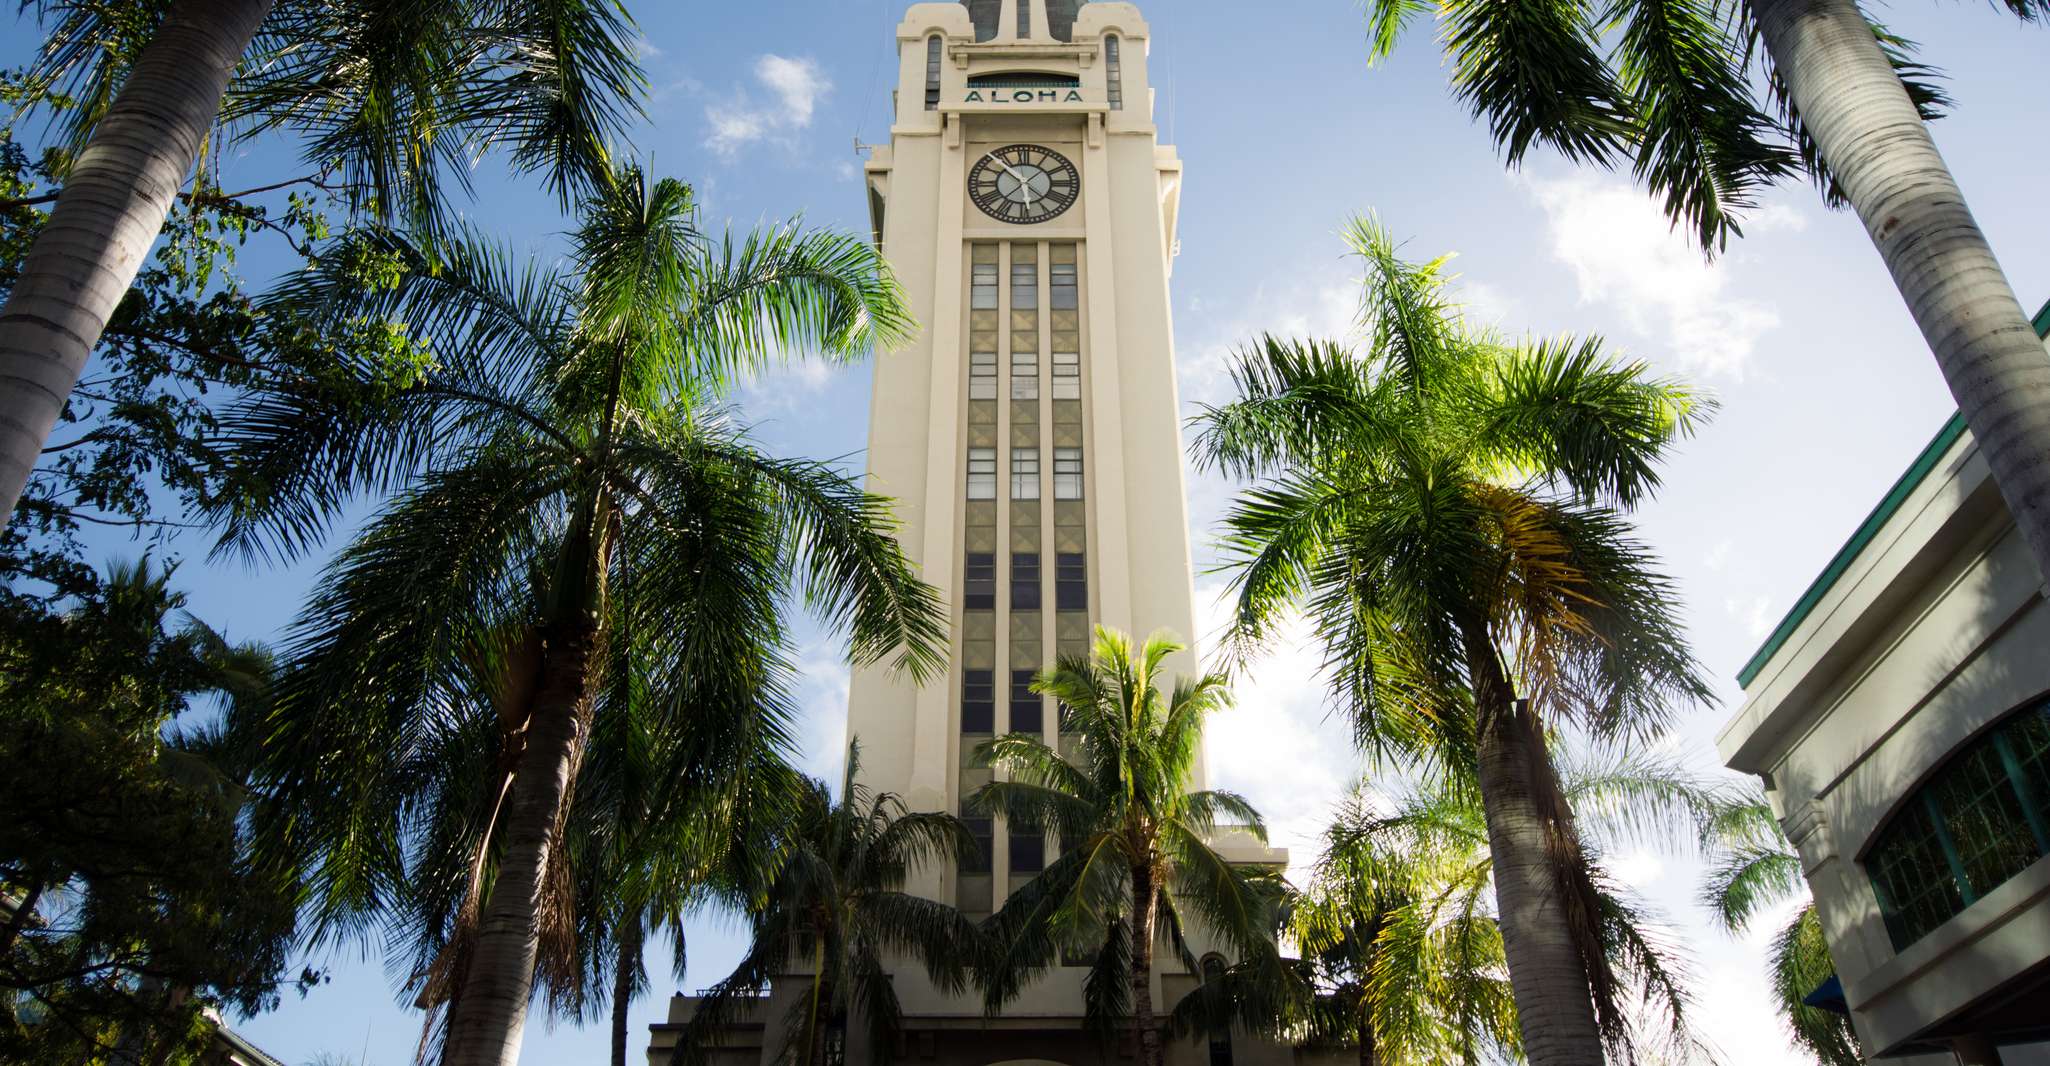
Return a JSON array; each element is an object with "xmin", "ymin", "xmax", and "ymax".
[{"xmin": 1735, "ymin": 298, "xmax": 2050, "ymax": 690}]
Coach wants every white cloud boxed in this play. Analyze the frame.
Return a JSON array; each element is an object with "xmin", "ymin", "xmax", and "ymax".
[
  {"xmin": 1195, "ymin": 583, "xmax": 1361, "ymax": 883},
  {"xmin": 834, "ymin": 159, "xmax": 861, "ymax": 183},
  {"xmin": 703, "ymin": 54, "xmax": 832, "ymax": 159},
  {"xmin": 1524, "ymin": 174, "xmax": 1798, "ymax": 380},
  {"xmin": 755, "ymin": 55, "xmax": 829, "ymax": 127}
]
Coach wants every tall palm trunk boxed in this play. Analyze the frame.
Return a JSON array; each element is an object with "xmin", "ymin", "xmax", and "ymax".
[
  {"xmin": 1752, "ymin": 0, "xmax": 2050, "ymax": 587},
  {"xmin": 1358, "ymin": 1013, "xmax": 1376, "ymax": 1066},
  {"xmin": 0, "ymin": 0, "xmax": 273, "ymax": 519},
  {"xmin": 610, "ymin": 920, "xmax": 643, "ymax": 1066},
  {"xmin": 1130, "ymin": 860, "xmax": 1163, "ymax": 1066},
  {"xmin": 1459, "ymin": 619, "xmax": 1604, "ymax": 1066},
  {"xmin": 442, "ymin": 618, "xmax": 600, "ymax": 1066}
]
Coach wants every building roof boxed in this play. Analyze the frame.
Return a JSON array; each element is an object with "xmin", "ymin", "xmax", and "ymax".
[{"xmin": 1735, "ymin": 297, "xmax": 2050, "ymax": 689}]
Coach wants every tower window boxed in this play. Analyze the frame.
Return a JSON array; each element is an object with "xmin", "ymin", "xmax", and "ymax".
[
  {"xmin": 1012, "ymin": 552, "xmax": 1041, "ymax": 610},
  {"xmin": 1012, "ymin": 349, "xmax": 1039, "ymax": 400},
  {"xmin": 1011, "ymin": 257, "xmax": 1038, "ymax": 310},
  {"xmin": 1010, "ymin": 669, "xmax": 1043, "ymax": 733},
  {"xmin": 1052, "ymin": 350, "xmax": 1080, "ymax": 400},
  {"xmin": 1056, "ymin": 552, "xmax": 1087, "ymax": 610},
  {"xmin": 1051, "ymin": 257, "xmax": 1077, "ymax": 309},
  {"xmin": 1011, "ymin": 448, "xmax": 1040, "ymax": 500},
  {"xmin": 965, "ymin": 553, "xmax": 997, "ymax": 610},
  {"xmin": 962, "ymin": 816, "xmax": 993, "ymax": 873},
  {"xmin": 967, "ymin": 447, "xmax": 997, "ymax": 499},
  {"xmin": 1017, "ymin": 0, "xmax": 1031, "ymax": 39},
  {"xmin": 1053, "ymin": 446, "xmax": 1084, "ymax": 499},
  {"xmin": 1009, "ymin": 828, "xmax": 1044, "ymax": 873},
  {"xmin": 972, "ymin": 258, "xmax": 999, "ymax": 310},
  {"xmin": 1105, "ymin": 35, "xmax": 1124, "ymax": 111},
  {"xmin": 971, "ymin": 349, "xmax": 997, "ymax": 400},
  {"xmin": 924, "ymin": 35, "xmax": 942, "ymax": 111},
  {"xmin": 963, "ymin": 668, "xmax": 996, "ymax": 732}
]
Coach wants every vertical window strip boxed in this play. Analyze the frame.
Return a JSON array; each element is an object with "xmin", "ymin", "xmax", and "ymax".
[
  {"xmin": 1011, "ymin": 447, "xmax": 1040, "ymax": 500},
  {"xmin": 924, "ymin": 35, "xmax": 942, "ymax": 110},
  {"xmin": 1105, "ymin": 36, "xmax": 1123, "ymax": 110},
  {"xmin": 971, "ymin": 259, "xmax": 999, "ymax": 309},
  {"xmin": 1053, "ymin": 446, "xmax": 1083, "ymax": 499},
  {"xmin": 967, "ymin": 447, "xmax": 997, "ymax": 499},
  {"xmin": 1017, "ymin": 0, "xmax": 1031, "ymax": 39},
  {"xmin": 963, "ymin": 668, "xmax": 996, "ymax": 732},
  {"xmin": 1010, "ymin": 669, "xmax": 1043, "ymax": 733},
  {"xmin": 1052, "ymin": 350, "xmax": 1081, "ymax": 400}
]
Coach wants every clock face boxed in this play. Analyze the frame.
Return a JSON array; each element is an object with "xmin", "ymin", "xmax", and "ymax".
[{"xmin": 969, "ymin": 144, "xmax": 1079, "ymax": 224}]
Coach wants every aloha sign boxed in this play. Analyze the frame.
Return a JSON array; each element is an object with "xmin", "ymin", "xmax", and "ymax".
[{"xmin": 964, "ymin": 88, "xmax": 1086, "ymax": 104}]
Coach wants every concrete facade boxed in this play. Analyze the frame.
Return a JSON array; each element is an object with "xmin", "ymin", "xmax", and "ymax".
[
  {"xmin": 649, "ymin": 2, "xmax": 1323, "ymax": 1064},
  {"xmin": 1718, "ymin": 309, "xmax": 2050, "ymax": 1063}
]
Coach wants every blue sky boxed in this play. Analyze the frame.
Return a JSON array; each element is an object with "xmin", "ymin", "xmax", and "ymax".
[{"xmin": 12, "ymin": 1, "xmax": 2050, "ymax": 1063}]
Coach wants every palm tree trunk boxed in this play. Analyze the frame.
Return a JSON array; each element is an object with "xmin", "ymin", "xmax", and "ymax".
[
  {"xmin": 442, "ymin": 619, "xmax": 600, "ymax": 1066},
  {"xmin": 610, "ymin": 921, "xmax": 643, "ymax": 1066},
  {"xmin": 1459, "ymin": 619, "xmax": 1605, "ymax": 1066},
  {"xmin": 1358, "ymin": 1014, "xmax": 1376, "ymax": 1066},
  {"xmin": 1751, "ymin": 0, "xmax": 2050, "ymax": 587},
  {"xmin": 0, "ymin": 0, "xmax": 273, "ymax": 520},
  {"xmin": 1130, "ymin": 860, "xmax": 1163, "ymax": 1066}
]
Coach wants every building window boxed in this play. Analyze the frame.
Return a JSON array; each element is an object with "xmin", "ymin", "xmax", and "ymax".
[
  {"xmin": 1053, "ymin": 446, "xmax": 1083, "ymax": 499},
  {"xmin": 1009, "ymin": 828, "xmax": 1044, "ymax": 873},
  {"xmin": 1012, "ymin": 349, "xmax": 1039, "ymax": 400},
  {"xmin": 962, "ymin": 668, "xmax": 996, "ymax": 732},
  {"xmin": 924, "ymin": 35, "xmax": 942, "ymax": 110},
  {"xmin": 970, "ymin": 349, "xmax": 997, "ymax": 400},
  {"xmin": 1052, "ymin": 350, "xmax": 1080, "ymax": 400},
  {"xmin": 1011, "ymin": 448, "xmax": 1040, "ymax": 500},
  {"xmin": 1201, "ymin": 956, "xmax": 1234, "ymax": 1065},
  {"xmin": 962, "ymin": 815, "xmax": 993, "ymax": 873},
  {"xmin": 967, "ymin": 447, "xmax": 996, "ymax": 499},
  {"xmin": 1011, "ymin": 256, "xmax": 1038, "ymax": 311},
  {"xmin": 1056, "ymin": 552, "xmax": 1087, "ymax": 611},
  {"xmin": 1017, "ymin": 0, "xmax": 1031, "ymax": 39},
  {"xmin": 1051, "ymin": 256, "xmax": 1077, "ymax": 309},
  {"xmin": 1012, "ymin": 552, "xmax": 1041, "ymax": 610},
  {"xmin": 1105, "ymin": 35, "xmax": 1123, "ymax": 111},
  {"xmin": 1866, "ymin": 699, "xmax": 2050, "ymax": 950},
  {"xmin": 1011, "ymin": 669, "xmax": 1043, "ymax": 733},
  {"xmin": 964, "ymin": 553, "xmax": 996, "ymax": 611},
  {"xmin": 972, "ymin": 258, "xmax": 999, "ymax": 310}
]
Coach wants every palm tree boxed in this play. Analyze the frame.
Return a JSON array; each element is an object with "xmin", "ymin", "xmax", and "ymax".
[
  {"xmin": 970, "ymin": 626, "xmax": 1284, "ymax": 1066},
  {"xmin": 213, "ymin": 166, "xmax": 946, "ymax": 1066},
  {"xmin": 1357, "ymin": 0, "xmax": 2050, "ymax": 594},
  {"xmin": 1289, "ymin": 787, "xmax": 1519, "ymax": 1066},
  {"xmin": 1190, "ymin": 216, "xmax": 1716, "ymax": 1066},
  {"xmin": 0, "ymin": 0, "xmax": 646, "ymax": 520},
  {"xmin": 1317, "ymin": 757, "xmax": 1729, "ymax": 1066},
  {"xmin": 672, "ymin": 744, "xmax": 983, "ymax": 1066},
  {"xmin": 1700, "ymin": 792, "xmax": 1862, "ymax": 1066}
]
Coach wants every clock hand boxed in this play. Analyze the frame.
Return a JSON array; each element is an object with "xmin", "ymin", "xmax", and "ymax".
[{"xmin": 996, "ymin": 160, "xmax": 1041, "ymax": 204}]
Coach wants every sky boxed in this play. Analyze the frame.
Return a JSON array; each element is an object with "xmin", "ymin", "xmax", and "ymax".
[{"xmin": 11, "ymin": 1, "xmax": 2050, "ymax": 1063}]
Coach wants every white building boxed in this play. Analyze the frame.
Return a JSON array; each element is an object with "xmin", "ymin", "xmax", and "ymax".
[
  {"xmin": 649, "ymin": 2, "xmax": 1309, "ymax": 1063},
  {"xmin": 1719, "ymin": 304, "xmax": 2050, "ymax": 1065}
]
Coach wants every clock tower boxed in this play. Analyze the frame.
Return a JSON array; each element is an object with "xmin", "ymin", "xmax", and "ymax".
[{"xmin": 649, "ymin": 3, "xmax": 1299, "ymax": 1063}]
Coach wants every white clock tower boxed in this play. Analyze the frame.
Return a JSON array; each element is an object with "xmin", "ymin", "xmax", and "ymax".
[{"xmin": 650, "ymin": 3, "xmax": 1299, "ymax": 1063}]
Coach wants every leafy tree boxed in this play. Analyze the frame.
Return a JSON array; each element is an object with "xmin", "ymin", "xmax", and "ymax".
[
  {"xmin": 672, "ymin": 744, "xmax": 982, "ymax": 1066},
  {"xmin": 212, "ymin": 165, "xmax": 946, "ymax": 1066},
  {"xmin": 0, "ymin": 0, "xmax": 649, "ymax": 520},
  {"xmin": 969, "ymin": 626, "xmax": 1284, "ymax": 1066},
  {"xmin": 0, "ymin": 71, "xmax": 341, "ymax": 607},
  {"xmin": 1190, "ymin": 216, "xmax": 1715, "ymax": 1066},
  {"xmin": 1357, "ymin": 0, "xmax": 2050, "ymax": 610},
  {"xmin": 1700, "ymin": 792, "xmax": 1862, "ymax": 1066},
  {"xmin": 0, "ymin": 560, "xmax": 303, "ymax": 1064}
]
